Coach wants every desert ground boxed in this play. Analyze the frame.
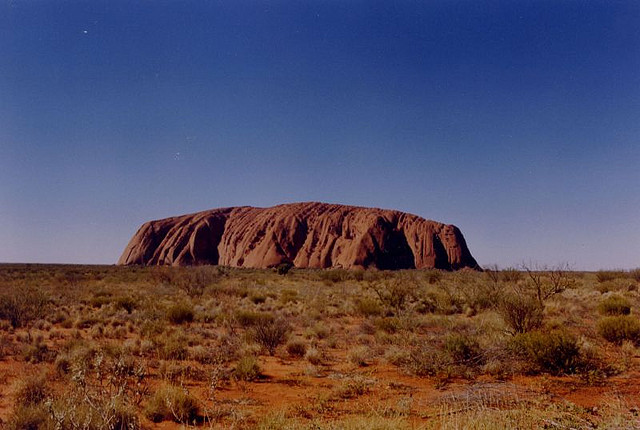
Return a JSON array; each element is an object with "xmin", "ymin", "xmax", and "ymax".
[{"xmin": 1, "ymin": 264, "xmax": 639, "ymax": 429}]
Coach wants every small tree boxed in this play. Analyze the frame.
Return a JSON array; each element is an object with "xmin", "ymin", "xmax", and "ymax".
[{"xmin": 522, "ymin": 262, "xmax": 575, "ymax": 305}]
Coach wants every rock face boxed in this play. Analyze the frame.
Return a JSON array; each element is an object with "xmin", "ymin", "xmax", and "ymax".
[{"xmin": 118, "ymin": 202, "xmax": 480, "ymax": 270}]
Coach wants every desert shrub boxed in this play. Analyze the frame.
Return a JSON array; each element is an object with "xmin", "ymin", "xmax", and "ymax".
[
  {"xmin": 108, "ymin": 404, "xmax": 139, "ymax": 430},
  {"xmin": 305, "ymin": 347, "xmax": 325, "ymax": 365},
  {"xmin": 597, "ymin": 316, "xmax": 640, "ymax": 345},
  {"xmin": 415, "ymin": 295, "xmax": 438, "ymax": 314},
  {"xmin": 161, "ymin": 334, "xmax": 188, "ymax": 360},
  {"xmin": 90, "ymin": 295, "xmax": 112, "ymax": 308},
  {"xmin": 369, "ymin": 279, "xmax": 415, "ymax": 314},
  {"xmin": 48, "ymin": 394, "xmax": 141, "ymax": 430},
  {"xmin": 596, "ymin": 280, "xmax": 618, "ymax": 294},
  {"xmin": 348, "ymin": 345, "xmax": 371, "ymax": 367},
  {"xmin": 406, "ymin": 343, "xmax": 451, "ymax": 378},
  {"xmin": 280, "ymin": 289, "xmax": 298, "ymax": 304},
  {"xmin": 167, "ymin": 303, "xmax": 194, "ymax": 324},
  {"xmin": 459, "ymin": 282, "xmax": 501, "ymax": 312},
  {"xmin": 145, "ymin": 385, "xmax": 200, "ymax": 423},
  {"xmin": 250, "ymin": 293, "xmax": 267, "ymax": 304},
  {"xmin": 276, "ymin": 262, "xmax": 293, "ymax": 275},
  {"xmin": 444, "ymin": 334, "xmax": 484, "ymax": 365},
  {"xmin": 333, "ymin": 376, "xmax": 371, "ymax": 399},
  {"xmin": 498, "ymin": 292, "xmax": 543, "ymax": 334},
  {"xmin": 354, "ymin": 297, "xmax": 382, "ymax": 316},
  {"xmin": 75, "ymin": 316, "xmax": 103, "ymax": 329},
  {"xmin": 598, "ymin": 295, "xmax": 631, "ymax": 316},
  {"xmin": 115, "ymin": 296, "xmax": 137, "ymax": 313},
  {"xmin": 235, "ymin": 355, "xmax": 262, "ymax": 381},
  {"xmin": 501, "ymin": 268, "xmax": 522, "ymax": 282},
  {"xmin": 14, "ymin": 373, "xmax": 50, "ymax": 407},
  {"xmin": 596, "ymin": 270, "xmax": 626, "ymax": 283},
  {"xmin": 424, "ymin": 270, "xmax": 442, "ymax": 284},
  {"xmin": 307, "ymin": 323, "xmax": 330, "ymax": 339},
  {"xmin": 286, "ymin": 339, "xmax": 307, "ymax": 357},
  {"xmin": 251, "ymin": 317, "xmax": 291, "ymax": 355},
  {"xmin": 511, "ymin": 330, "xmax": 582, "ymax": 375},
  {"xmin": 0, "ymin": 287, "xmax": 50, "ymax": 328},
  {"xmin": 22, "ymin": 338, "xmax": 54, "ymax": 363},
  {"xmin": 0, "ymin": 333, "xmax": 9, "ymax": 359},
  {"xmin": 8, "ymin": 405, "xmax": 53, "ymax": 430},
  {"xmin": 630, "ymin": 268, "xmax": 640, "ymax": 283},
  {"xmin": 190, "ymin": 345, "xmax": 217, "ymax": 364},
  {"xmin": 235, "ymin": 310, "xmax": 272, "ymax": 327},
  {"xmin": 155, "ymin": 265, "xmax": 220, "ymax": 297},
  {"xmin": 421, "ymin": 289, "xmax": 464, "ymax": 315},
  {"xmin": 373, "ymin": 317, "xmax": 401, "ymax": 334},
  {"xmin": 383, "ymin": 346, "xmax": 410, "ymax": 366},
  {"xmin": 522, "ymin": 263, "xmax": 575, "ymax": 303},
  {"xmin": 320, "ymin": 269, "xmax": 349, "ymax": 284},
  {"xmin": 484, "ymin": 265, "xmax": 501, "ymax": 284},
  {"xmin": 47, "ymin": 345, "xmax": 145, "ymax": 430}
]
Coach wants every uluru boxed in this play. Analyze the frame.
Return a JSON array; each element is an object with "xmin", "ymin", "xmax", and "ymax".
[{"xmin": 118, "ymin": 202, "xmax": 480, "ymax": 270}]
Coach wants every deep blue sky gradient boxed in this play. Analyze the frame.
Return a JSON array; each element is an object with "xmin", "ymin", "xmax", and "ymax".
[{"xmin": 1, "ymin": 1, "xmax": 639, "ymax": 269}]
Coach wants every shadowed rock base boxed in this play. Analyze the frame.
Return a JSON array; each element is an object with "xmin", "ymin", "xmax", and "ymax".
[{"xmin": 118, "ymin": 202, "xmax": 480, "ymax": 270}]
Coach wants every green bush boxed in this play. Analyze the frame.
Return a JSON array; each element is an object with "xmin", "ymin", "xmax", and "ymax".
[
  {"xmin": 597, "ymin": 316, "xmax": 640, "ymax": 345},
  {"xmin": 444, "ymin": 334, "xmax": 484, "ymax": 365},
  {"xmin": 596, "ymin": 270, "xmax": 627, "ymax": 283},
  {"xmin": 421, "ymin": 289, "xmax": 464, "ymax": 315},
  {"xmin": 498, "ymin": 292, "xmax": 543, "ymax": 334},
  {"xmin": 501, "ymin": 267, "xmax": 522, "ymax": 282},
  {"xmin": 251, "ymin": 317, "xmax": 291, "ymax": 355},
  {"xmin": 109, "ymin": 404, "xmax": 140, "ymax": 430},
  {"xmin": 115, "ymin": 296, "xmax": 137, "ymax": 313},
  {"xmin": 14, "ymin": 373, "xmax": 50, "ymax": 407},
  {"xmin": 166, "ymin": 303, "xmax": 194, "ymax": 324},
  {"xmin": 347, "ymin": 346, "xmax": 371, "ymax": 367},
  {"xmin": 369, "ymin": 280, "xmax": 414, "ymax": 313},
  {"xmin": 22, "ymin": 339, "xmax": 54, "ymax": 364},
  {"xmin": 250, "ymin": 293, "xmax": 267, "ymax": 304},
  {"xmin": 511, "ymin": 330, "xmax": 582, "ymax": 375},
  {"xmin": 596, "ymin": 281, "xmax": 617, "ymax": 294},
  {"xmin": 304, "ymin": 347, "xmax": 325, "ymax": 365},
  {"xmin": 280, "ymin": 289, "xmax": 298, "ymax": 304},
  {"xmin": 235, "ymin": 355, "xmax": 262, "ymax": 381},
  {"xmin": 0, "ymin": 288, "xmax": 50, "ymax": 328},
  {"xmin": 373, "ymin": 317, "xmax": 401, "ymax": 334},
  {"xmin": 235, "ymin": 310, "xmax": 273, "ymax": 327},
  {"xmin": 354, "ymin": 297, "xmax": 382, "ymax": 317},
  {"xmin": 424, "ymin": 270, "xmax": 442, "ymax": 284},
  {"xmin": 406, "ymin": 343, "xmax": 451, "ymax": 377},
  {"xmin": 459, "ymin": 283, "xmax": 501, "ymax": 312},
  {"xmin": 286, "ymin": 339, "xmax": 307, "ymax": 357},
  {"xmin": 275, "ymin": 262, "xmax": 293, "ymax": 275},
  {"xmin": 598, "ymin": 295, "xmax": 631, "ymax": 316},
  {"xmin": 161, "ymin": 335, "xmax": 188, "ymax": 360},
  {"xmin": 90, "ymin": 295, "xmax": 112, "ymax": 308},
  {"xmin": 145, "ymin": 385, "xmax": 200, "ymax": 423},
  {"xmin": 8, "ymin": 405, "xmax": 53, "ymax": 430}
]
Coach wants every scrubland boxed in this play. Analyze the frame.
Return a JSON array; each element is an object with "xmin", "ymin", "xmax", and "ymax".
[{"xmin": 0, "ymin": 264, "xmax": 639, "ymax": 429}]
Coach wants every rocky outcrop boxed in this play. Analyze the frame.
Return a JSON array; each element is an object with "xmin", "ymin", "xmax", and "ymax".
[{"xmin": 118, "ymin": 202, "xmax": 480, "ymax": 270}]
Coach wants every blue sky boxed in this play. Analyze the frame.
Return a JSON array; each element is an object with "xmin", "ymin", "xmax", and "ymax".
[{"xmin": 1, "ymin": 1, "xmax": 638, "ymax": 270}]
